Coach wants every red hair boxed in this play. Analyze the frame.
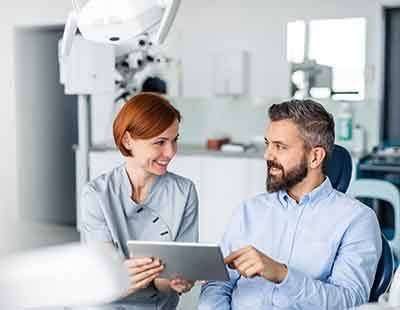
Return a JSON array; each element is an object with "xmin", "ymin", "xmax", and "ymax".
[{"xmin": 113, "ymin": 92, "xmax": 181, "ymax": 156}]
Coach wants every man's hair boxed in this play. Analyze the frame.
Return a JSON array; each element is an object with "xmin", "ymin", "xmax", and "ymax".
[{"xmin": 268, "ymin": 99, "xmax": 335, "ymax": 159}]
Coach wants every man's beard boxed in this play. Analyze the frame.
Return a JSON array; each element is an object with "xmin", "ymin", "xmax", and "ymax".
[{"xmin": 266, "ymin": 155, "xmax": 308, "ymax": 193}]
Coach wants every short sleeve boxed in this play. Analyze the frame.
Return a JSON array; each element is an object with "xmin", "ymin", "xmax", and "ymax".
[{"xmin": 80, "ymin": 185, "xmax": 113, "ymax": 243}]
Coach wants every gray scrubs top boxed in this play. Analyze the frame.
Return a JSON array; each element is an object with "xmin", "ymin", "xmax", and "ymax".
[{"xmin": 80, "ymin": 164, "xmax": 199, "ymax": 310}]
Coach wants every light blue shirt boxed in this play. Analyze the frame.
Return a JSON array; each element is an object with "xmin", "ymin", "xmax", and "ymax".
[{"xmin": 198, "ymin": 178, "xmax": 382, "ymax": 309}]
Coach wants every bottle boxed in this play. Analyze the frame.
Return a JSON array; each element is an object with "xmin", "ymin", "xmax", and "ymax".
[
  {"xmin": 337, "ymin": 101, "xmax": 353, "ymax": 141},
  {"xmin": 352, "ymin": 124, "xmax": 366, "ymax": 156}
]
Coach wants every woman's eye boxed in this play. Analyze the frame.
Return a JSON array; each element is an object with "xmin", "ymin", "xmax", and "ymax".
[{"xmin": 155, "ymin": 141, "xmax": 165, "ymax": 146}]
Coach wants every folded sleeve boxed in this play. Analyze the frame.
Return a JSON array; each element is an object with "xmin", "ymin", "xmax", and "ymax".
[{"xmin": 80, "ymin": 185, "xmax": 113, "ymax": 243}]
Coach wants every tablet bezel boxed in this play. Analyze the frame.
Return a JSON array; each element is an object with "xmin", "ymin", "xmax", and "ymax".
[{"xmin": 127, "ymin": 241, "xmax": 229, "ymax": 281}]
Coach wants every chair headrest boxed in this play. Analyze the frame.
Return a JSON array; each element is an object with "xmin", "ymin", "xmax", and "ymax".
[{"xmin": 324, "ymin": 144, "xmax": 352, "ymax": 193}]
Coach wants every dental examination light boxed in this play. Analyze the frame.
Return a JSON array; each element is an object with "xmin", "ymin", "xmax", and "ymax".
[
  {"xmin": 0, "ymin": 243, "xmax": 130, "ymax": 308},
  {"xmin": 61, "ymin": 0, "xmax": 181, "ymax": 57}
]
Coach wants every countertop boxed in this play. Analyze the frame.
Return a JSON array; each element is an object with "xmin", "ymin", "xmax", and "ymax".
[{"xmin": 90, "ymin": 142, "xmax": 265, "ymax": 159}]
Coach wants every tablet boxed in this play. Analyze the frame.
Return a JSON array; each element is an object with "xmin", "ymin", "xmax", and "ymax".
[{"xmin": 127, "ymin": 241, "xmax": 229, "ymax": 281}]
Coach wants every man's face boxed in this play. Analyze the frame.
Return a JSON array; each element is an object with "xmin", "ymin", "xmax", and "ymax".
[{"xmin": 264, "ymin": 119, "xmax": 309, "ymax": 193}]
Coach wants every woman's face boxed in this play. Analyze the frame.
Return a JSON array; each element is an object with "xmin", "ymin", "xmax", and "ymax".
[{"xmin": 124, "ymin": 119, "xmax": 179, "ymax": 176}]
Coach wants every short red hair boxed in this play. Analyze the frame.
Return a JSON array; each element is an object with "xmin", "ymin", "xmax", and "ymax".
[{"xmin": 113, "ymin": 92, "xmax": 181, "ymax": 156}]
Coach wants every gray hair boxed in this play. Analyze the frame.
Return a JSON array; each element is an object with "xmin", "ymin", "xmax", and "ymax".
[{"xmin": 268, "ymin": 99, "xmax": 335, "ymax": 157}]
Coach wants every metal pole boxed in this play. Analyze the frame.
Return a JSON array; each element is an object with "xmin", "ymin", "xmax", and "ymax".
[{"xmin": 74, "ymin": 94, "xmax": 91, "ymax": 232}]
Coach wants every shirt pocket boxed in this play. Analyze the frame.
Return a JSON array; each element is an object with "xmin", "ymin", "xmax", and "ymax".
[{"xmin": 293, "ymin": 241, "xmax": 335, "ymax": 279}]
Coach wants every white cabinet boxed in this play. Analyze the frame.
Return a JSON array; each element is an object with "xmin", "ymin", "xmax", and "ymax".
[
  {"xmin": 199, "ymin": 157, "xmax": 266, "ymax": 242},
  {"xmin": 200, "ymin": 157, "xmax": 251, "ymax": 242},
  {"xmin": 89, "ymin": 150, "xmax": 124, "ymax": 179},
  {"xmin": 248, "ymin": 158, "xmax": 268, "ymax": 197},
  {"xmin": 169, "ymin": 155, "xmax": 203, "ymax": 195},
  {"xmin": 88, "ymin": 151, "xmax": 266, "ymax": 242}
]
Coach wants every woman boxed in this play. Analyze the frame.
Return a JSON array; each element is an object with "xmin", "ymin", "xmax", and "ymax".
[{"xmin": 80, "ymin": 92, "xmax": 198, "ymax": 309}]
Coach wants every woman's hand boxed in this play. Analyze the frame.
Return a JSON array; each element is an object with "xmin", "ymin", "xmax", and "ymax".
[
  {"xmin": 169, "ymin": 278, "xmax": 194, "ymax": 294},
  {"xmin": 123, "ymin": 257, "xmax": 164, "ymax": 296},
  {"xmin": 153, "ymin": 278, "xmax": 194, "ymax": 295}
]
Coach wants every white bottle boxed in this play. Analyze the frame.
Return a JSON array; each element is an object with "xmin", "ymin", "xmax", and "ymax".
[
  {"xmin": 337, "ymin": 101, "xmax": 353, "ymax": 141},
  {"xmin": 352, "ymin": 124, "xmax": 366, "ymax": 156}
]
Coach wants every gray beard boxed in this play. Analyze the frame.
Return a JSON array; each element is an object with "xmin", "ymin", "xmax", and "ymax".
[{"xmin": 266, "ymin": 159, "xmax": 308, "ymax": 193}]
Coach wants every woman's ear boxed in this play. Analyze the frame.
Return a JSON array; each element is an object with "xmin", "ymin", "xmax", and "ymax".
[{"xmin": 122, "ymin": 132, "xmax": 134, "ymax": 154}]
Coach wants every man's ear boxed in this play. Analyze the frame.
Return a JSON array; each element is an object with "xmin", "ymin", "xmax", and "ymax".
[{"xmin": 309, "ymin": 147, "xmax": 326, "ymax": 169}]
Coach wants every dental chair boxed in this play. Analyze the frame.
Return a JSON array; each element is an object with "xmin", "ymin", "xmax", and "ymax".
[
  {"xmin": 0, "ymin": 243, "xmax": 130, "ymax": 308},
  {"xmin": 324, "ymin": 144, "xmax": 353, "ymax": 193},
  {"xmin": 348, "ymin": 179, "xmax": 400, "ymax": 260},
  {"xmin": 325, "ymin": 144, "xmax": 394, "ymax": 302}
]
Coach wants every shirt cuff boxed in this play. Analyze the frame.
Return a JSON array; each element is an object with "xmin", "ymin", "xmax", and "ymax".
[{"xmin": 272, "ymin": 266, "xmax": 306, "ymax": 308}]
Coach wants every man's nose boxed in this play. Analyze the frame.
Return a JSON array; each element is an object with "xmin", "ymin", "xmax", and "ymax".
[{"xmin": 264, "ymin": 145, "xmax": 274, "ymax": 161}]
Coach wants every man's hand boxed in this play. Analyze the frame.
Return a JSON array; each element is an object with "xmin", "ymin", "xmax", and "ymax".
[
  {"xmin": 224, "ymin": 246, "xmax": 288, "ymax": 283},
  {"xmin": 123, "ymin": 257, "xmax": 164, "ymax": 296}
]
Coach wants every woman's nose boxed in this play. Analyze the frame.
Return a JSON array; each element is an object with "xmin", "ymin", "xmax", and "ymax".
[{"xmin": 163, "ymin": 143, "xmax": 177, "ymax": 158}]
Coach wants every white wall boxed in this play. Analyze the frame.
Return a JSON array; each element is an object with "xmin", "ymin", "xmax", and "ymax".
[
  {"xmin": 165, "ymin": 0, "xmax": 383, "ymax": 99},
  {"xmin": 163, "ymin": 0, "xmax": 391, "ymax": 151}
]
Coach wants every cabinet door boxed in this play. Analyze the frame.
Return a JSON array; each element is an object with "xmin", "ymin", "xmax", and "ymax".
[
  {"xmin": 248, "ymin": 158, "xmax": 267, "ymax": 197},
  {"xmin": 200, "ymin": 157, "xmax": 253, "ymax": 243},
  {"xmin": 89, "ymin": 151, "xmax": 123, "ymax": 180},
  {"xmin": 168, "ymin": 155, "xmax": 203, "ymax": 195}
]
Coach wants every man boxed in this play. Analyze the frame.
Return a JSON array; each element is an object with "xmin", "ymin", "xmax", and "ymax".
[{"xmin": 198, "ymin": 99, "xmax": 382, "ymax": 309}]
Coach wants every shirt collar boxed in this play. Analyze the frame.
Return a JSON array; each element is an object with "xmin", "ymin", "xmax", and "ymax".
[{"xmin": 277, "ymin": 177, "xmax": 333, "ymax": 208}]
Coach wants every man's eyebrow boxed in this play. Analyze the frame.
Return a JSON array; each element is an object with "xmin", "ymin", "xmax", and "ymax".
[{"xmin": 264, "ymin": 138, "xmax": 288, "ymax": 146}]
